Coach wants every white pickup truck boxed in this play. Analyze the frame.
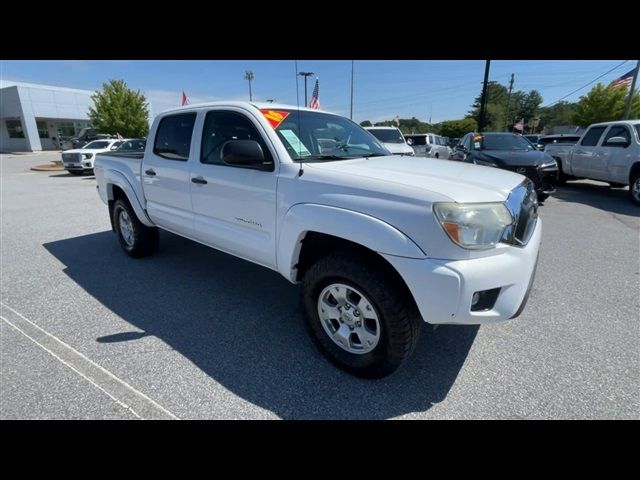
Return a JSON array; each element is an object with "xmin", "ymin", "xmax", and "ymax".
[
  {"xmin": 544, "ymin": 120, "xmax": 640, "ymax": 205},
  {"xmin": 94, "ymin": 102, "xmax": 541, "ymax": 378}
]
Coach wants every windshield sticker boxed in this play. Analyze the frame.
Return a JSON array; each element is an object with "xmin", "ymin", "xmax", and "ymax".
[
  {"xmin": 280, "ymin": 129, "xmax": 312, "ymax": 157},
  {"xmin": 473, "ymin": 141, "xmax": 481, "ymax": 149},
  {"xmin": 260, "ymin": 109, "xmax": 290, "ymax": 129}
]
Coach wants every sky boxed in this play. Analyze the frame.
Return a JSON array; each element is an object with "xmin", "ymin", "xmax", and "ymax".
[{"xmin": 0, "ymin": 60, "xmax": 634, "ymax": 124}]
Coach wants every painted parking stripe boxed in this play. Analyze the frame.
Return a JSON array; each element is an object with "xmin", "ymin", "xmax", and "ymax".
[{"xmin": 1, "ymin": 302, "xmax": 178, "ymax": 420}]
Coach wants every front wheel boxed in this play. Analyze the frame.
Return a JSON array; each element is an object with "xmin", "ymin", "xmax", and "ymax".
[
  {"xmin": 630, "ymin": 172, "xmax": 640, "ymax": 206},
  {"xmin": 303, "ymin": 252, "xmax": 422, "ymax": 378},
  {"xmin": 537, "ymin": 193, "xmax": 549, "ymax": 202},
  {"xmin": 113, "ymin": 199, "xmax": 159, "ymax": 258}
]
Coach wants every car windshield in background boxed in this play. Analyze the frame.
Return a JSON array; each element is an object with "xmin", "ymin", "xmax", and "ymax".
[
  {"xmin": 264, "ymin": 109, "xmax": 389, "ymax": 162},
  {"xmin": 474, "ymin": 133, "xmax": 534, "ymax": 151},
  {"xmin": 405, "ymin": 135, "xmax": 426, "ymax": 145},
  {"xmin": 83, "ymin": 141, "xmax": 110, "ymax": 149},
  {"xmin": 368, "ymin": 129, "xmax": 405, "ymax": 143},
  {"xmin": 117, "ymin": 139, "xmax": 146, "ymax": 151}
]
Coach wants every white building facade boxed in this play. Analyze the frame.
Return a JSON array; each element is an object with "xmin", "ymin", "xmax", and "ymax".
[{"xmin": 0, "ymin": 81, "xmax": 93, "ymax": 152}]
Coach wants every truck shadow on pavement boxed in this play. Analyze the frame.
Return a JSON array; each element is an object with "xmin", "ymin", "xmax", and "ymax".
[
  {"xmin": 552, "ymin": 182, "xmax": 638, "ymax": 216},
  {"xmin": 44, "ymin": 231, "xmax": 478, "ymax": 419}
]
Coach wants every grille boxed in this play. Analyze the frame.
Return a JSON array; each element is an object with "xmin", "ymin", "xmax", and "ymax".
[
  {"xmin": 508, "ymin": 166, "xmax": 541, "ymax": 189},
  {"xmin": 502, "ymin": 180, "xmax": 538, "ymax": 247},
  {"xmin": 62, "ymin": 153, "xmax": 81, "ymax": 162}
]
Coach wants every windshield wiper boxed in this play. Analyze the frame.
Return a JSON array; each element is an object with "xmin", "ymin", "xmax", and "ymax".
[
  {"xmin": 298, "ymin": 155, "xmax": 357, "ymax": 161},
  {"xmin": 360, "ymin": 153, "xmax": 387, "ymax": 158}
]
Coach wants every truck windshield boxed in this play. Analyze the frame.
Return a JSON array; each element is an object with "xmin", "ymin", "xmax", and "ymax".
[
  {"xmin": 367, "ymin": 129, "xmax": 405, "ymax": 144},
  {"xmin": 473, "ymin": 133, "xmax": 534, "ymax": 151},
  {"xmin": 262, "ymin": 109, "xmax": 389, "ymax": 161}
]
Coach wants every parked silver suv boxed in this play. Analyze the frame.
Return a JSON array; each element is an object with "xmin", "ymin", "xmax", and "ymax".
[{"xmin": 404, "ymin": 133, "xmax": 451, "ymax": 159}]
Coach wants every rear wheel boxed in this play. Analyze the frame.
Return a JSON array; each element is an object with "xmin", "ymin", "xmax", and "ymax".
[
  {"xmin": 630, "ymin": 172, "xmax": 640, "ymax": 206},
  {"xmin": 434, "ymin": 152, "xmax": 439, "ymax": 159},
  {"xmin": 303, "ymin": 252, "xmax": 422, "ymax": 378},
  {"xmin": 113, "ymin": 199, "xmax": 159, "ymax": 258}
]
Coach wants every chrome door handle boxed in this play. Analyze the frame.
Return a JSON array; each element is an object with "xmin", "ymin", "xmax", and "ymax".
[{"xmin": 145, "ymin": 169, "xmax": 156, "ymax": 176}]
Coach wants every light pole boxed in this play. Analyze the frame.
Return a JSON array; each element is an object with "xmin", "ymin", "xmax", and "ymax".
[
  {"xmin": 244, "ymin": 70, "xmax": 254, "ymax": 101},
  {"xmin": 297, "ymin": 71, "xmax": 314, "ymax": 105}
]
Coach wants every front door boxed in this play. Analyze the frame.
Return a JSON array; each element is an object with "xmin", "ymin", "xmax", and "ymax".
[
  {"xmin": 593, "ymin": 124, "xmax": 633, "ymax": 183},
  {"xmin": 141, "ymin": 112, "xmax": 197, "ymax": 237},
  {"xmin": 571, "ymin": 125, "xmax": 607, "ymax": 177},
  {"xmin": 190, "ymin": 108, "xmax": 278, "ymax": 269}
]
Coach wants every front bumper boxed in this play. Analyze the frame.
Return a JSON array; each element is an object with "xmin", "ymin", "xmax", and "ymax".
[
  {"xmin": 63, "ymin": 159, "xmax": 94, "ymax": 172},
  {"xmin": 382, "ymin": 219, "xmax": 542, "ymax": 325}
]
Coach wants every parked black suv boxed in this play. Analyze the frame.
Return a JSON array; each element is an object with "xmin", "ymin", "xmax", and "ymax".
[
  {"xmin": 453, "ymin": 132, "xmax": 559, "ymax": 201},
  {"xmin": 62, "ymin": 128, "xmax": 113, "ymax": 150}
]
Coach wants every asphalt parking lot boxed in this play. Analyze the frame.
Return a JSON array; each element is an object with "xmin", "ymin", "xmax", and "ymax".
[{"xmin": 1, "ymin": 152, "xmax": 638, "ymax": 419}]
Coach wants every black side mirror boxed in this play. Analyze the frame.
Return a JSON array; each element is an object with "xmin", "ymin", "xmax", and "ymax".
[
  {"xmin": 455, "ymin": 144, "xmax": 467, "ymax": 152},
  {"xmin": 222, "ymin": 140, "xmax": 273, "ymax": 171}
]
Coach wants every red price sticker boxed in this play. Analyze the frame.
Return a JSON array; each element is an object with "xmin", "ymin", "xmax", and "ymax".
[{"xmin": 261, "ymin": 109, "xmax": 290, "ymax": 129}]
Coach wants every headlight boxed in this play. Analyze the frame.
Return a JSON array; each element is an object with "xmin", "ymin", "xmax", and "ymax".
[
  {"xmin": 433, "ymin": 202, "xmax": 513, "ymax": 250},
  {"xmin": 539, "ymin": 159, "xmax": 557, "ymax": 170},
  {"xmin": 83, "ymin": 153, "xmax": 93, "ymax": 159}
]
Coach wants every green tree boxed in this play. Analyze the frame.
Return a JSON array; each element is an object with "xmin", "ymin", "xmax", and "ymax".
[
  {"xmin": 538, "ymin": 101, "xmax": 578, "ymax": 131},
  {"xmin": 359, "ymin": 120, "xmax": 372, "ymax": 127},
  {"xmin": 439, "ymin": 118, "xmax": 478, "ymax": 138},
  {"xmin": 572, "ymin": 83, "xmax": 640, "ymax": 127},
  {"xmin": 468, "ymin": 81, "xmax": 509, "ymax": 131},
  {"xmin": 89, "ymin": 79, "xmax": 149, "ymax": 137},
  {"xmin": 515, "ymin": 90, "xmax": 543, "ymax": 123}
]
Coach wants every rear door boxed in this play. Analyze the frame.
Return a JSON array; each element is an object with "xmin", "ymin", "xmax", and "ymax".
[
  {"xmin": 189, "ymin": 108, "xmax": 278, "ymax": 268},
  {"xmin": 141, "ymin": 112, "xmax": 197, "ymax": 236},
  {"xmin": 593, "ymin": 124, "xmax": 634, "ymax": 183},
  {"xmin": 571, "ymin": 125, "xmax": 607, "ymax": 177}
]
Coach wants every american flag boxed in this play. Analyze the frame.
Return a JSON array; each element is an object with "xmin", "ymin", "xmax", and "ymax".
[
  {"xmin": 181, "ymin": 91, "xmax": 190, "ymax": 106},
  {"xmin": 514, "ymin": 118, "xmax": 524, "ymax": 132},
  {"xmin": 309, "ymin": 79, "xmax": 320, "ymax": 109},
  {"xmin": 610, "ymin": 69, "xmax": 635, "ymax": 89}
]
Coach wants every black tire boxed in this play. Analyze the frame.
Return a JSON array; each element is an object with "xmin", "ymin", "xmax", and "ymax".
[
  {"xmin": 608, "ymin": 182, "xmax": 625, "ymax": 188},
  {"xmin": 68, "ymin": 170, "xmax": 84, "ymax": 176},
  {"xmin": 630, "ymin": 172, "xmax": 640, "ymax": 206},
  {"xmin": 434, "ymin": 152, "xmax": 439, "ymax": 159},
  {"xmin": 303, "ymin": 252, "xmax": 422, "ymax": 379},
  {"xmin": 112, "ymin": 198, "xmax": 159, "ymax": 258},
  {"xmin": 537, "ymin": 193, "xmax": 549, "ymax": 202}
]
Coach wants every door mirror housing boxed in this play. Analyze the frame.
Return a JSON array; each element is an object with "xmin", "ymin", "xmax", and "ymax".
[
  {"xmin": 605, "ymin": 136, "xmax": 630, "ymax": 147},
  {"xmin": 222, "ymin": 140, "xmax": 273, "ymax": 171}
]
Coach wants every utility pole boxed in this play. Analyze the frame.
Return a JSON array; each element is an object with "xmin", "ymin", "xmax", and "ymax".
[
  {"xmin": 623, "ymin": 60, "xmax": 640, "ymax": 120},
  {"xmin": 429, "ymin": 103, "xmax": 433, "ymax": 124},
  {"xmin": 504, "ymin": 73, "xmax": 514, "ymax": 131},
  {"xmin": 478, "ymin": 60, "xmax": 491, "ymax": 132},
  {"xmin": 350, "ymin": 60, "xmax": 354, "ymax": 120},
  {"xmin": 244, "ymin": 70, "xmax": 254, "ymax": 101},
  {"xmin": 298, "ymin": 71, "xmax": 314, "ymax": 106}
]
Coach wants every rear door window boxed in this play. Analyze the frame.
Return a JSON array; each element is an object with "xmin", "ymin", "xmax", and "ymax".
[{"xmin": 153, "ymin": 113, "xmax": 197, "ymax": 161}]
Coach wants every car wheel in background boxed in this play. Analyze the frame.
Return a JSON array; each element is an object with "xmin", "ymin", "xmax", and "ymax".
[{"xmin": 630, "ymin": 173, "xmax": 640, "ymax": 206}]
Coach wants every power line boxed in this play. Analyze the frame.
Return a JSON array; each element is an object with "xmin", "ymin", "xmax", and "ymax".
[{"xmin": 543, "ymin": 60, "xmax": 629, "ymax": 107}]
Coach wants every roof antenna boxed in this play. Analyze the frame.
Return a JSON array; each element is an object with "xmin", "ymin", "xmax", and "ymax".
[{"xmin": 295, "ymin": 60, "xmax": 304, "ymax": 177}]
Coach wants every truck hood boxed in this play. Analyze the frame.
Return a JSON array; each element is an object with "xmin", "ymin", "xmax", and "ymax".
[
  {"xmin": 63, "ymin": 148, "xmax": 111, "ymax": 154},
  {"xmin": 306, "ymin": 155, "xmax": 525, "ymax": 203}
]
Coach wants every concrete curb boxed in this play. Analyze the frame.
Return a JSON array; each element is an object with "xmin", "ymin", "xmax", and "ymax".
[{"xmin": 31, "ymin": 162, "xmax": 64, "ymax": 172}]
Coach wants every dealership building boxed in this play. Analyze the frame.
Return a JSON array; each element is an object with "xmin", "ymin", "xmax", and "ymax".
[{"xmin": 0, "ymin": 80, "xmax": 93, "ymax": 152}]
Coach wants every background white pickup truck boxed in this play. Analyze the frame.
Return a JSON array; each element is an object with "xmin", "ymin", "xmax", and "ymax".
[
  {"xmin": 94, "ymin": 101, "xmax": 541, "ymax": 378},
  {"xmin": 62, "ymin": 138, "xmax": 126, "ymax": 175},
  {"xmin": 545, "ymin": 120, "xmax": 640, "ymax": 205}
]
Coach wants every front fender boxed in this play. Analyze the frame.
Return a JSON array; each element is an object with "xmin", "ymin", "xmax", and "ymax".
[
  {"xmin": 277, "ymin": 203, "xmax": 426, "ymax": 282},
  {"xmin": 104, "ymin": 170, "xmax": 154, "ymax": 227}
]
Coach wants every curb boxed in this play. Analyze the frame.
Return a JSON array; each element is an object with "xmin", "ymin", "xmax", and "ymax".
[{"xmin": 31, "ymin": 162, "xmax": 64, "ymax": 172}]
